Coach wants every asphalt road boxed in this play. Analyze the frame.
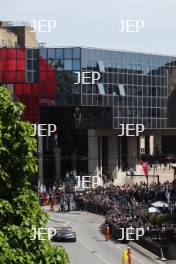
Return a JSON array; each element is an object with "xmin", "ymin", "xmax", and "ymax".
[{"xmin": 47, "ymin": 210, "xmax": 165, "ymax": 264}]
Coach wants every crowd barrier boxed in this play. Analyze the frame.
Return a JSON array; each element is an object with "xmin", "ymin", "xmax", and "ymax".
[{"xmin": 135, "ymin": 238, "xmax": 167, "ymax": 260}]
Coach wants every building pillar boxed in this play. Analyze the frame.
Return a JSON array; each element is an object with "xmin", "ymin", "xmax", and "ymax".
[
  {"xmin": 149, "ymin": 136, "xmax": 154, "ymax": 155},
  {"xmin": 139, "ymin": 136, "xmax": 145, "ymax": 155},
  {"xmin": 127, "ymin": 137, "xmax": 138, "ymax": 170},
  {"xmin": 54, "ymin": 147, "xmax": 61, "ymax": 182},
  {"xmin": 88, "ymin": 130, "xmax": 99, "ymax": 175},
  {"xmin": 145, "ymin": 136, "xmax": 150, "ymax": 155},
  {"xmin": 72, "ymin": 147, "xmax": 77, "ymax": 170},
  {"xmin": 98, "ymin": 136, "xmax": 102, "ymax": 178},
  {"xmin": 108, "ymin": 136, "xmax": 118, "ymax": 179},
  {"xmin": 154, "ymin": 136, "xmax": 162, "ymax": 155}
]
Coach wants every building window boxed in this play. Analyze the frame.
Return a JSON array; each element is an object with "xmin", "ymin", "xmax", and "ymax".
[
  {"xmin": 64, "ymin": 60, "xmax": 72, "ymax": 70},
  {"xmin": 73, "ymin": 59, "xmax": 80, "ymax": 70},
  {"xmin": 98, "ymin": 61, "xmax": 105, "ymax": 72},
  {"xmin": 26, "ymin": 71, "xmax": 33, "ymax": 83},
  {"xmin": 118, "ymin": 84, "xmax": 125, "ymax": 96},
  {"xmin": 26, "ymin": 49, "xmax": 33, "ymax": 59},
  {"xmin": 40, "ymin": 48, "xmax": 47, "ymax": 58},
  {"xmin": 137, "ymin": 87, "xmax": 142, "ymax": 96},
  {"xmin": 25, "ymin": 49, "xmax": 39, "ymax": 83},
  {"xmin": 27, "ymin": 60, "xmax": 32, "ymax": 70},
  {"xmin": 138, "ymin": 109, "xmax": 142, "ymax": 117},
  {"xmin": 48, "ymin": 48, "xmax": 55, "ymax": 59},
  {"xmin": 97, "ymin": 83, "xmax": 105, "ymax": 95},
  {"xmin": 128, "ymin": 109, "xmax": 133, "ymax": 117},
  {"xmin": 87, "ymin": 85, "xmax": 92, "ymax": 94},
  {"xmin": 64, "ymin": 48, "xmax": 72, "ymax": 59},
  {"xmin": 73, "ymin": 48, "xmax": 81, "ymax": 59},
  {"xmin": 56, "ymin": 59, "xmax": 64, "ymax": 71},
  {"xmin": 140, "ymin": 148, "xmax": 145, "ymax": 154},
  {"xmin": 113, "ymin": 85, "xmax": 119, "ymax": 95},
  {"xmin": 56, "ymin": 49, "xmax": 64, "ymax": 59},
  {"xmin": 152, "ymin": 108, "xmax": 156, "ymax": 117}
]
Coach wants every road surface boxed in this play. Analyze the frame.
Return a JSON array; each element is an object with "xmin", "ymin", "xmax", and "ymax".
[{"xmin": 47, "ymin": 210, "xmax": 166, "ymax": 264}]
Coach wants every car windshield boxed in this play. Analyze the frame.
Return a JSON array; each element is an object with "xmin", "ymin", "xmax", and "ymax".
[{"xmin": 60, "ymin": 228, "xmax": 72, "ymax": 233}]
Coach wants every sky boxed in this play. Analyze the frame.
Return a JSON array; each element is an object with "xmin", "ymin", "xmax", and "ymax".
[{"xmin": 1, "ymin": 0, "xmax": 176, "ymax": 55}]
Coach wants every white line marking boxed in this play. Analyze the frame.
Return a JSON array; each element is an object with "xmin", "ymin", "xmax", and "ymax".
[
  {"xmin": 78, "ymin": 237, "xmax": 111, "ymax": 264},
  {"xmin": 52, "ymin": 213, "xmax": 155, "ymax": 264}
]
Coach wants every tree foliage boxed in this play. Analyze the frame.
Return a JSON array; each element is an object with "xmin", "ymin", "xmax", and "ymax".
[{"xmin": 0, "ymin": 87, "xmax": 69, "ymax": 264}]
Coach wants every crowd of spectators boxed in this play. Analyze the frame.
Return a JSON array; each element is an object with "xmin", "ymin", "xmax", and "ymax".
[
  {"xmin": 141, "ymin": 155, "xmax": 176, "ymax": 169},
  {"xmin": 38, "ymin": 173, "xmax": 176, "ymax": 242},
  {"xmin": 39, "ymin": 181, "xmax": 76, "ymax": 212},
  {"xmin": 39, "ymin": 169, "xmax": 78, "ymax": 210},
  {"xmin": 76, "ymin": 181, "xmax": 176, "ymax": 241}
]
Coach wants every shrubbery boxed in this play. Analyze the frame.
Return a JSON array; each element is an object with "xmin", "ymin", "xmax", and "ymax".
[{"xmin": 0, "ymin": 87, "xmax": 69, "ymax": 264}]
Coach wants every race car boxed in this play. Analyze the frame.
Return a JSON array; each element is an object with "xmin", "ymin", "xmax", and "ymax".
[{"xmin": 52, "ymin": 226, "xmax": 76, "ymax": 242}]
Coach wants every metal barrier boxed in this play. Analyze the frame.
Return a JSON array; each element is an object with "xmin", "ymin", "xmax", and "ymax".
[{"xmin": 136, "ymin": 238, "xmax": 167, "ymax": 260}]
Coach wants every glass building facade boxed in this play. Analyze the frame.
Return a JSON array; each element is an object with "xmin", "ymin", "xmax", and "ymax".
[
  {"xmin": 0, "ymin": 47, "xmax": 176, "ymax": 128},
  {"xmin": 1, "ymin": 46, "xmax": 176, "ymax": 184},
  {"xmin": 81, "ymin": 48, "xmax": 176, "ymax": 129}
]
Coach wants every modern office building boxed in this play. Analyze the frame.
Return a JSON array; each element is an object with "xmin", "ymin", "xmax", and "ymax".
[
  {"xmin": 1, "ymin": 21, "xmax": 176, "ymax": 186},
  {"xmin": 36, "ymin": 47, "xmax": 176, "ymax": 185}
]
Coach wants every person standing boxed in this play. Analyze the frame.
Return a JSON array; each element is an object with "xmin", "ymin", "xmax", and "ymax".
[
  {"xmin": 61, "ymin": 198, "xmax": 66, "ymax": 213},
  {"xmin": 105, "ymin": 224, "xmax": 110, "ymax": 241},
  {"xmin": 122, "ymin": 248, "xmax": 128, "ymax": 264},
  {"xmin": 50, "ymin": 197, "xmax": 55, "ymax": 211},
  {"xmin": 127, "ymin": 247, "xmax": 132, "ymax": 264}
]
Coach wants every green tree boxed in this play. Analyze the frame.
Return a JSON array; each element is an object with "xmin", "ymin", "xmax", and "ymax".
[{"xmin": 0, "ymin": 87, "xmax": 69, "ymax": 264}]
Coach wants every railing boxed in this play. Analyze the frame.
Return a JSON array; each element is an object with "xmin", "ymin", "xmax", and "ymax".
[{"xmin": 136, "ymin": 238, "xmax": 167, "ymax": 260}]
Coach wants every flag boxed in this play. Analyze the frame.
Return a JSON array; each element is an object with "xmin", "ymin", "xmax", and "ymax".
[
  {"xmin": 141, "ymin": 161, "xmax": 148, "ymax": 176},
  {"xmin": 122, "ymin": 248, "xmax": 128, "ymax": 264}
]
